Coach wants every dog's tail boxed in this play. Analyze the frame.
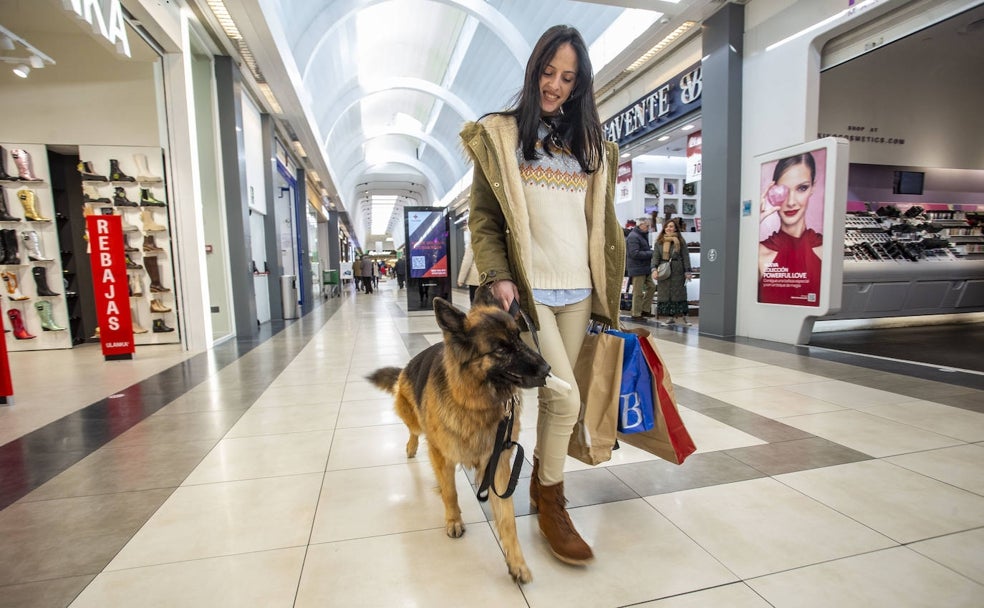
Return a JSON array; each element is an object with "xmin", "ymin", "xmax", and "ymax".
[{"xmin": 366, "ymin": 367, "xmax": 402, "ymax": 394}]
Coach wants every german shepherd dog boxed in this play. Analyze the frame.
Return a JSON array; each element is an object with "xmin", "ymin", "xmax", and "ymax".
[{"xmin": 367, "ymin": 289, "xmax": 549, "ymax": 584}]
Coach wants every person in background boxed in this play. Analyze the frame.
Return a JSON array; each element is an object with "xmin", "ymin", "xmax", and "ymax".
[
  {"xmin": 457, "ymin": 239, "xmax": 480, "ymax": 302},
  {"xmin": 461, "ymin": 24, "xmax": 624, "ymax": 566},
  {"xmin": 625, "ymin": 218, "xmax": 655, "ymax": 321},
  {"xmin": 360, "ymin": 256, "xmax": 375, "ymax": 294},
  {"xmin": 622, "ymin": 218, "xmax": 636, "ymax": 237},
  {"xmin": 653, "ymin": 217, "xmax": 692, "ymax": 326},
  {"xmin": 395, "ymin": 256, "xmax": 406, "ymax": 289},
  {"xmin": 353, "ymin": 255, "xmax": 365, "ymax": 292}
]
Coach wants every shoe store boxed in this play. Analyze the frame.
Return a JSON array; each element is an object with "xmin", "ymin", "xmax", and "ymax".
[{"xmin": 0, "ymin": 1, "xmax": 191, "ymax": 353}]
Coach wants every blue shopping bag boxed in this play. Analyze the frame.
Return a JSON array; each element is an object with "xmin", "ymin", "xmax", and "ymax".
[{"xmin": 606, "ymin": 330, "xmax": 655, "ymax": 434}]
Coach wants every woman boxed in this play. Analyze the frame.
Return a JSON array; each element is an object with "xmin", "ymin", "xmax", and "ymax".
[
  {"xmin": 460, "ymin": 25, "xmax": 624, "ymax": 566},
  {"xmin": 758, "ymin": 152, "xmax": 822, "ymax": 306},
  {"xmin": 652, "ymin": 218, "xmax": 692, "ymax": 326}
]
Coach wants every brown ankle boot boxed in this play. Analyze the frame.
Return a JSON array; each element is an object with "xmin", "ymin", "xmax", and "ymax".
[{"xmin": 534, "ymin": 472, "xmax": 594, "ymax": 565}]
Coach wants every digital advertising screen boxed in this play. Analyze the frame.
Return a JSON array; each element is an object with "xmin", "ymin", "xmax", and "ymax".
[{"xmin": 406, "ymin": 209, "xmax": 448, "ymax": 279}]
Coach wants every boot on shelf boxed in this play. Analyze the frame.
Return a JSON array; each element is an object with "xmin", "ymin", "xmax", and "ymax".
[
  {"xmin": 7, "ymin": 309, "xmax": 35, "ymax": 339},
  {"xmin": 10, "ymin": 149, "xmax": 43, "ymax": 181},
  {"xmin": 141, "ymin": 209, "xmax": 166, "ymax": 231},
  {"xmin": 78, "ymin": 161, "xmax": 108, "ymax": 182},
  {"xmin": 82, "ymin": 184, "xmax": 111, "ymax": 204},
  {"xmin": 17, "ymin": 189, "xmax": 51, "ymax": 221},
  {"xmin": 1, "ymin": 230, "xmax": 21, "ymax": 264},
  {"xmin": 109, "ymin": 159, "xmax": 135, "ymax": 182},
  {"xmin": 0, "ymin": 146, "xmax": 18, "ymax": 181},
  {"xmin": 152, "ymin": 319, "xmax": 174, "ymax": 333},
  {"xmin": 123, "ymin": 235, "xmax": 139, "ymax": 252},
  {"xmin": 129, "ymin": 274, "xmax": 143, "ymax": 297},
  {"xmin": 32, "ymin": 266, "xmax": 60, "ymax": 296},
  {"xmin": 124, "ymin": 254, "xmax": 142, "ymax": 270},
  {"xmin": 0, "ymin": 188, "xmax": 20, "ymax": 221},
  {"xmin": 2, "ymin": 271, "xmax": 29, "ymax": 300},
  {"xmin": 113, "ymin": 187, "xmax": 138, "ymax": 207},
  {"xmin": 144, "ymin": 255, "xmax": 171, "ymax": 293},
  {"xmin": 142, "ymin": 234, "xmax": 164, "ymax": 252},
  {"xmin": 34, "ymin": 300, "xmax": 65, "ymax": 331},
  {"xmin": 133, "ymin": 154, "xmax": 162, "ymax": 182},
  {"xmin": 529, "ymin": 459, "xmax": 594, "ymax": 566},
  {"xmin": 150, "ymin": 298, "xmax": 171, "ymax": 313},
  {"xmin": 139, "ymin": 188, "xmax": 166, "ymax": 207},
  {"xmin": 132, "ymin": 308, "xmax": 148, "ymax": 334},
  {"xmin": 22, "ymin": 230, "xmax": 52, "ymax": 262}
]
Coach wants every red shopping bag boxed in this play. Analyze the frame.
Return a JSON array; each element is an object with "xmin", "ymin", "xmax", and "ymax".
[{"xmin": 617, "ymin": 328, "xmax": 696, "ymax": 464}]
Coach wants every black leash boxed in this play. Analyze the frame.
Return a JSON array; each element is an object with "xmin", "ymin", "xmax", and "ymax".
[{"xmin": 475, "ymin": 302, "xmax": 540, "ymax": 502}]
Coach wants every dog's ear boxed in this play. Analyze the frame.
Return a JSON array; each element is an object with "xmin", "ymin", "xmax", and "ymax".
[
  {"xmin": 433, "ymin": 297, "xmax": 466, "ymax": 336},
  {"xmin": 472, "ymin": 284, "xmax": 498, "ymax": 309}
]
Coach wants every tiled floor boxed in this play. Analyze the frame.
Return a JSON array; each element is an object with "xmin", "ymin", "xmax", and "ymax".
[{"xmin": 1, "ymin": 278, "xmax": 982, "ymax": 607}]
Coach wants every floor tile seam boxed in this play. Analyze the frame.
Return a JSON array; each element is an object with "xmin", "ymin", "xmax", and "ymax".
[
  {"xmin": 807, "ymin": 344, "xmax": 984, "ymax": 378},
  {"xmin": 631, "ymin": 493, "xmax": 746, "ymax": 583},
  {"xmin": 855, "ymin": 405, "xmax": 984, "ymax": 439},
  {"xmin": 14, "ymin": 479, "xmax": 208, "ymax": 506},
  {"xmin": 775, "ymin": 407, "xmax": 976, "ymax": 446},
  {"xmin": 181, "ymin": 468, "xmax": 332, "ymax": 489},
  {"xmin": 874, "ymin": 456, "xmax": 984, "ymax": 499},
  {"xmin": 739, "ymin": 544, "xmax": 919, "ymax": 584},
  {"xmin": 100, "ymin": 544, "xmax": 313, "ymax": 576}
]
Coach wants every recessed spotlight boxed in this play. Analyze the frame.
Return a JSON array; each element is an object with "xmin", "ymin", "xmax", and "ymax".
[
  {"xmin": 12, "ymin": 64, "xmax": 30, "ymax": 78},
  {"xmin": 658, "ymin": 135, "xmax": 670, "ymax": 142},
  {"xmin": 681, "ymin": 124, "xmax": 695, "ymax": 131},
  {"xmin": 620, "ymin": 152, "xmax": 630, "ymax": 158}
]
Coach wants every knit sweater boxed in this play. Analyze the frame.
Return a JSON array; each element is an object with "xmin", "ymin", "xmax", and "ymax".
[{"xmin": 519, "ymin": 133, "xmax": 591, "ymax": 290}]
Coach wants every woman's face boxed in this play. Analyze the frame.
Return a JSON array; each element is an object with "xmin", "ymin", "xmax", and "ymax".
[
  {"xmin": 664, "ymin": 221, "xmax": 677, "ymax": 235},
  {"xmin": 540, "ymin": 43, "xmax": 577, "ymax": 116},
  {"xmin": 775, "ymin": 163, "xmax": 814, "ymax": 229}
]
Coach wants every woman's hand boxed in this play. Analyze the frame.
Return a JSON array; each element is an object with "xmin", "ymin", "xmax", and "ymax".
[
  {"xmin": 760, "ymin": 182, "xmax": 781, "ymax": 221},
  {"xmin": 489, "ymin": 280, "xmax": 519, "ymax": 314}
]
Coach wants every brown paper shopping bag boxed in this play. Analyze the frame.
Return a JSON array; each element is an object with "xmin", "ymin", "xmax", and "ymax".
[
  {"xmin": 567, "ymin": 328, "xmax": 623, "ymax": 465},
  {"xmin": 617, "ymin": 328, "xmax": 697, "ymax": 465}
]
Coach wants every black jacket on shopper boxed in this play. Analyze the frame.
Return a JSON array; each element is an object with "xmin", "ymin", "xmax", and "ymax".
[{"xmin": 625, "ymin": 226, "xmax": 654, "ymax": 277}]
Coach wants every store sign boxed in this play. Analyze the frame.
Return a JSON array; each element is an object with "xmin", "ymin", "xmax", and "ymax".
[
  {"xmin": 62, "ymin": 0, "xmax": 132, "ymax": 58},
  {"xmin": 686, "ymin": 131, "xmax": 703, "ymax": 183},
  {"xmin": 616, "ymin": 161, "xmax": 632, "ymax": 203},
  {"xmin": 406, "ymin": 209, "xmax": 448, "ymax": 278},
  {"xmin": 87, "ymin": 215, "xmax": 135, "ymax": 359},
  {"xmin": 603, "ymin": 63, "xmax": 702, "ymax": 148}
]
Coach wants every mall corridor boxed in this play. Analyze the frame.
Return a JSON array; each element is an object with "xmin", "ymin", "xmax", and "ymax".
[{"xmin": 0, "ymin": 278, "xmax": 981, "ymax": 607}]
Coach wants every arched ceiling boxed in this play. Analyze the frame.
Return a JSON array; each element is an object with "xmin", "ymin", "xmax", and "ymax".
[{"xmin": 220, "ymin": 0, "xmax": 721, "ymax": 249}]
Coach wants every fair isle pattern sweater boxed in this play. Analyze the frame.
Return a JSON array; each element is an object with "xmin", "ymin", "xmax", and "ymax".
[{"xmin": 517, "ymin": 133, "xmax": 592, "ymax": 291}]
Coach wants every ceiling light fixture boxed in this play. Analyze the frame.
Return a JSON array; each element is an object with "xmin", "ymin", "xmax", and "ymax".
[
  {"xmin": 291, "ymin": 140, "xmax": 307, "ymax": 158},
  {"xmin": 625, "ymin": 21, "xmax": 696, "ymax": 72},
  {"xmin": 205, "ymin": 0, "xmax": 243, "ymax": 40},
  {"xmin": 658, "ymin": 135, "xmax": 671, "ymax": 142},
  {"xmin": 680, "ymin": 124, "xmax": 695, "ymax": 131},
  {"xmin": 0, "ymin": 25, "xmax": 56, "ymax": 79},
  {"xmin": 257, "ymin": 82, "xmax": 283, "ymax": 114}
]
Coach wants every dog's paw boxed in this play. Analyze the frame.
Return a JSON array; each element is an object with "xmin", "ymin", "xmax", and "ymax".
[
  {"xmin": 509, "ymin": 563, "xmax": 532, "ymax": 585},
  {"xmin": 445, "ymin": 519, "xmax": 465, "ymax": 538}
]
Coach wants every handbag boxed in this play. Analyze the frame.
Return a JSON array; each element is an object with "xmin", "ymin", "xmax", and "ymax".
[
  {"xmin": 607, "ymin": 330, "xmax": 655, "ymax": 434},
  {"xmin": 655, "ymin": 262, "xmax": 671, "ymax": 280},
  {"xmin": 568, "ymin": 326, "xmax": 623, "ymax": 465},
  {"xmin": 617, "ymin": 328, "xmax": 696, "ymax": 464}
]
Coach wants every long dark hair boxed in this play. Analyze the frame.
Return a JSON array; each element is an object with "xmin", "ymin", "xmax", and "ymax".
[{"xmin": 493, "ymin": 25, "xmax": 604, "ymax": 174}]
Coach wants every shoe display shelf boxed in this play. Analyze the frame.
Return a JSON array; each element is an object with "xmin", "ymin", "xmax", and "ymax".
[
  {"xmin": 78, "ymin": 146, "xmax": 178, "ymax": 345},
  {"xmin": 642, "ymin": 175, "xmax": 700, "ymax": 224},
  {"xmin": 0, "ymin": 143, "xmax": 73, "ymax": 351}
]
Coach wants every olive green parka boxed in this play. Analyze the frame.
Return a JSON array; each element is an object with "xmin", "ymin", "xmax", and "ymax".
[{"xmin": 460, "ymin": 114, "xmax": 625, "ymax": 329}]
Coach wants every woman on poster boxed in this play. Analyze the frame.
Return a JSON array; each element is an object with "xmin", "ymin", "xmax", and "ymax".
[{"xmin": 758, "ymin": 151, "xmax": 824, "ymax": 306}]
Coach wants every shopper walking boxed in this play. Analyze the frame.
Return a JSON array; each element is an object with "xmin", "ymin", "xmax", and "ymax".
[
  {"xmin": 653, "ymin": 217, "xmax": 693, "ymax": 325},
  {"xmin": 395, "ymin": 256, "xmax": 406, "ymax": 289},
  {"xmin": 353, "ymin": 256, "xmax": 365, "ymax": 292},
  {"xmin": 360, "ymin": 256, "xmax": 375, "ymax": 294},
  {"xmin": 461, "ymin": 24, "xmax": 624, "ymax": 566},
  {"xmin": 625, "ymin": 218, "xmax": 655, "ymax": 321}
]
